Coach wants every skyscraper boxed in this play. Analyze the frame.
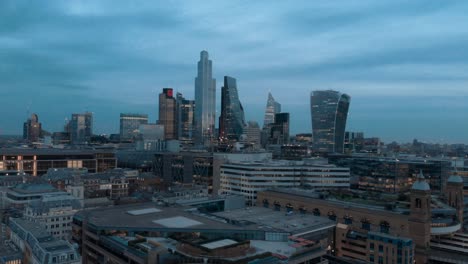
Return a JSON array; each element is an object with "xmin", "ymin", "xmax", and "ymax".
[
  {"xmin": 310, "ymin": 90, "xmax": 350, "ymax": 153},
  {"xmin": 158, "ymin": 88, "xmax": 177, "ymax": 140},
  {"xmin": 194, "ymin": 51, "xmax": 216, "ymax": 146},
  {"xmin": 269, "ymin": 112, "xmax": 290, "ymax": 145},
  {"xmin": 176, "ymin": 92, "xmax": 195, "ymax": 144},
  {"xmin": 263, "ymin": 92, "xmax": 281, "ymax": 128},
  {"xmin": 70, "ymin": 112, "xmax": 93, "ymax": 144},
  {"xmin": 219, "ymin": 76, "xmax": 246, "ymax": 142},
  {"xmin": 23, "ymin": 113, "xmax": 42, "ymax": 142},
  {"xmin": 120, "ymin": 113, "xmax": 148, "ymax": 141}
]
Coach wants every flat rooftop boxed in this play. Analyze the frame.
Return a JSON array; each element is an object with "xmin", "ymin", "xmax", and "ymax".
[
  {"xmin": 0, "ymin": 148, "xmax": 114, "ymax": 155},
  {"xmin": 212, "ymin": 207, "xmax": 335, "ymax": 235}
]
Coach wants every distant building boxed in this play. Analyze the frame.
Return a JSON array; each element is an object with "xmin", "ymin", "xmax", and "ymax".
[
  {"xmin": 263, "ymin": 92, "xmax": 281, "ymax": 129},
  {"xmin": 23, "ymin": 113, "xmax": 42, "ymax": 142},
  {"xmin": 70, "ymin": 112, "xmax": 93, "ymax": 144},
  {"xmin": 220, "ymin": 158, "xmax": 350, "ymax": 205},
  {"xmin": 269, "ymin": 112, "xmax": 290, "ymax": 145},
  {"xmin": 158, "ymin": 88, "xmax": 177, "ymax": 140},
  {"xmin": 219, "ymin": 76, "xmax": 246, "ymax": 143},
  {"xmin": 176, "ymin": 92, "xmax": 195, "ymax": 144},
  {"xmin": 241, "ymin": 121, "xmax": 261, "ymax": 149},
  {"xmin": 194, "ymin": 51, "xmax": 216, "ymax": 146},
  {"xmin": 135, "ymin": 123, "xmax": 165, "ymax": 151},
  {"xmin": 310, "ymin": 90, "xmax": 350, "ymax": 153},
  {"xmin": 0, "ymin": 148, "xmax": 116, "ymax": 176},
  {"xmin": 9, "ymin": 218, "xmax": 81, "ymax": 263},
  {"xmin": 120, "ymin": 113, "xmax": 148, "ymax": 141}
]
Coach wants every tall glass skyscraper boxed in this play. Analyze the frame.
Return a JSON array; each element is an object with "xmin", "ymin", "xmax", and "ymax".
[
  {"xmin": 194, "ymin": 50, "xmax": 216, "ymax": 146},
  {"xmin": 263, "ymin": 92, "xmax": 281, "ymax": 129},
  {"xmin": 310, "ymin": 90, "xmax": 350, "ymax": 153},
  {"xmin": 70, "ymin": 112, "xmax": 93, "ymax": 144},
  {"xmin": 219, "ymin": 76, "xmax": 246, "ymax": 142}
]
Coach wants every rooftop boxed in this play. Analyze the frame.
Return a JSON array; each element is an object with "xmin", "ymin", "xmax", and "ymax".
[
  {"xmin": 11, "ymin": 183, "xmax": 58, "ymax": 194},
  {"xmin": 0, "ymin": 148, "xmax": 114, "ymax": 155}
]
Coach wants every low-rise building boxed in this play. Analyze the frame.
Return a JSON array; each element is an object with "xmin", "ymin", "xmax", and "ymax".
[{"xmin": 8, "ymin": 218, "xmax": 81, "ymax": 264}]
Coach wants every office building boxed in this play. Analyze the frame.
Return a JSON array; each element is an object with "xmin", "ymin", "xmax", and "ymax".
[
  {"xmin": 241, "ymin": 121, "xmax": 261, "ymax": 148},
  {"xmin": 194, "ymin": 51, "xmax": 216, "ymax": 146},
  {"xmin": 269, "ymin": 112, "xmax": 290, "ymax": 145},
  {"xmin": 73, "ymin": 203, "xmax": 334, "ymax": 264},
  {"xmin": 70, "ymin": 112, "xmax": 93, "ymax": 144},
  {"xmin": 257, "ymin": 171, "xmax": 466, "ymax": 264},
  {"xmin": 263, "ymin": 92, "xmax": 281, "ymax": 128},
  {"xmin": 220, "ymin": 158, "xmax": 350, "ymax": 205},
  {"xmin": 219, "ymin": 76, "xmax": 246, "ymax": 143},
  {"xmin": 119, "ymin": 113, "xmax": 148, "ymax": 141},
  {"xmin": 154, "ymin": 152, "xmax": 214, "ymax": 192},
  {"xmin": 23, "ymin": 113, "xmax": 42, "ymax": 142},
  {"xmin": 310, "ymin": 90, "xmax": 350, "ymax": 153},
  {"xmin": 9, "ymin": 218, "xmax": 81, "ymax": 264},
  {"xmin": 176, "ymin": 92, "xmax": 195, "ymax": 144},
  {"xmin": 158, "ymin": 88, "xmax": 177, "ymax": 140},
  {"xmin": 0, "ymin": 148, "xmax": 116, "ymax": 176},
  {"xmin": 135, "ymin": 123, "xmax": 165, "ymax": 151}
]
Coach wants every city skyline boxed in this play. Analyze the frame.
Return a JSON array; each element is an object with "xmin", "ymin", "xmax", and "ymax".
[{"xmin": 1, "ymin": 1, "xmax": 468, "ymax": 143}]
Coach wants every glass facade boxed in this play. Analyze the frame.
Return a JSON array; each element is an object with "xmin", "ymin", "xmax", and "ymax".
[
  {"xmin": 176, "ymin": 92, "xmax": 195, "ymax": 143},
  {"xmin": 119, "ymin": 113, "xmax": 148, "ymax": 141},
  {"xmin": 310, "ymin": 90, "xmax": 350, "ymax": 153},
  {"xmin": 219, "ymin": 76, "xmax": 246, "ymax": 142},
  {"xmin": 194, "ymin": 51, "xmax": 216, "ymax": 146},
  {"xmin": 70, "ymin": 112, "xmax": 93, "ymax": 144},
  {"xmin": 263, "ymin": 92, "xmax": 281, "ymax": 129}
]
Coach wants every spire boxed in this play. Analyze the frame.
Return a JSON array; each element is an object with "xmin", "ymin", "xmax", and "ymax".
[{"xmin": 448, "ymin": 166, "xmax": 463, "ymax": 183}]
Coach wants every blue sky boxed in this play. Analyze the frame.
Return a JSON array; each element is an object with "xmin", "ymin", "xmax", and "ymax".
[{"xmin": 1, "ymin": 0, "xmax": 467, "ymax": 143}]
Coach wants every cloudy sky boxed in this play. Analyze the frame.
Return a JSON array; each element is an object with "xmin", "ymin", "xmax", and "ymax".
[{"xmin": 1, "ymin": 0, "xmax": 467, "ymax": 143}]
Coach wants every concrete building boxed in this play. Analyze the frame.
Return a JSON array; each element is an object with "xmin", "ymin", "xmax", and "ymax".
[
  {"xmin": 241, "ymin": 121, "xmax": 261, "ymax": 149},
  {"xmin": 135, "ymin": 123, "xmax": 166, "ymax": 151},
  {"xmin": 9, "ymin": 218, "xmax": 80, "ymax": 264},
  {"xmin": 257, "ymin": 171, "xmax": 466, "ymax": 264},
  {"xmin": 73, "ymin": 203, "xmax": 334, "ymax": 264},
  {"xmin": 24, "ymin": 193, "xmax": 81, "ymax": 240},
  {"xmin": 0, "ymin": 148, "xmax": 117, "ymax": 176},
  {"xmin": 175, "ymin": 92, "xmax": 195, "ymax": 145},
  {"xmin": 119, "ymin": 113, "xmax": 148, "ymax": 141},
  {"xmin": 220, "ymin": 158, "xmax": 350, "ymax": 205}
]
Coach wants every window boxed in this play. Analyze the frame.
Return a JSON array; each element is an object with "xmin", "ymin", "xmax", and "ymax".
[
  {"xmin": 379, "ymin": 245, "xmax": 383, "ymax": 253},
  {"xmin": 370, "ymin": 243, "xmax": 374, "ymax": 250}
]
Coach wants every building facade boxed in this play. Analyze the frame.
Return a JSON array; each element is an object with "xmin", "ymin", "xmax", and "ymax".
[
  {"xmin": 194, "ymin": 51, "xmax": 216, "ymax": 146},
  {"xmin": 269, "ymin": 112, "xmax": 290, "ymax": 145},
  {"xmin": 220, "ymin": 159, "xmax": 350, "ymax": 205},
  {"xmin": 310, "ymin": 90, "xmax": 350, "ymax": 153},
  {"xmin": 119, "ymin": 113, "xmax": 148, "ymax": 141},
  {"xmin": 263, "ymin": 92, "xmax": 281, "ymax": 129},
  {"xmin": 219, "ymin": 76, "xmax": 246, "ymax": 143},
  {"xmin": 70, "ymin": 112, "xmax": 93, "ymax": 144},
  {"xmin": 23, "ymin": 113, "xmax": 42, "ymax": 143},
  {"xmin": 175, "ymin": 92, "xmax": 195, "ymax": 144},
  {"xmin": 158, "ymin": 88, "xmax": 177, "ymax": 140}
]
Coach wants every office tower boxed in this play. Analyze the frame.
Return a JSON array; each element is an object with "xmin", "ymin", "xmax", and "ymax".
[
  {"xmin": 242, "ymin": 121, "xmax": 261, "ymax": 148},
  {"xmin": 119, "ymin": 113, "xmax": 148, "ymax": 141},
  {"xmin": 194, "ymin": 50, "xmax": 216, "ymax": 145},
  {"xmin": 23, "ymin": 113, "xmax": 42, "ymax": 142},
  {"xmin": 70, "ymin": 112, "xmax": 93, "ymax": 144},
  {"xmin": 310, "ymin": 90, "xmax": 350, "ymax": 153},
  {"xmin": 269, "ymin": 113, "xmax": 290, "ymax": 145},
  {"xmin": 219, "ymin": 76, "xmax": 246, "ymax": 142},
  {"xmin": 176, "ymin": 92, "xmax": 195, "ymax": 144},
  {"xmin": 158, "ymin": 88, "xmax": 176, "ymax": 140},
  {"xmin": 263, "ymin": 92, "xmax": 281, "ymax": 128}
]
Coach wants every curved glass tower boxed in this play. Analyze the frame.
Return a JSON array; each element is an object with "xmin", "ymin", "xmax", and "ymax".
[
  {"xmin": 219, "ymin": 76, "xmax": 246, "ymax": 142},
  {"xmin": 310, "ymin": 90, "xmax": 350, "ymax": 153},
  {"xmin": 194, "ymin": 51, "xmax": 216, "ymax": 146}
]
